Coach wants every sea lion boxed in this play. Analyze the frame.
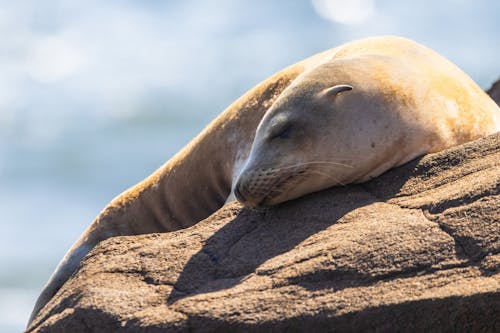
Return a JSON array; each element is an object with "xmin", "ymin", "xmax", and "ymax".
[{"xmin": 28, "ymin": 36, "xmax": 500, "ymax": 326}]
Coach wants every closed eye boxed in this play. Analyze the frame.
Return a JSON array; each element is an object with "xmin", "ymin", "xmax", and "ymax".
[{"xmin": 271, "ymin": 124, "xmax": 292, "ymax": 140}]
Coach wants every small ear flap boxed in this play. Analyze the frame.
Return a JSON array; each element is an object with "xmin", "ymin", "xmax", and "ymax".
[{"xmin": 321, "ymin": 84, "xmax": 353, "ymax": 98}]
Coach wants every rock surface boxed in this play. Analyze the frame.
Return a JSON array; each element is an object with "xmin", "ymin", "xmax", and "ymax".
[{"xmin": 26, "ymin": 125, "xmax": 500, "ymax": 332}]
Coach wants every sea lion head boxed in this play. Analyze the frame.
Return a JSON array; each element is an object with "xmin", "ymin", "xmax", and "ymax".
[
  {"xmin": 234, "ymin": 62, "xmax": 367, "ymax": 208},
  {"xmin": 233, "ymin": 59, "xmax": 423, "ymax": 208}
]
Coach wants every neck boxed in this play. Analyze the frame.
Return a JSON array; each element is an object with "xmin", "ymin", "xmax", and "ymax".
[{"xmin": 93, "ymin": 67, "xmax": 306, "ymax": 237}]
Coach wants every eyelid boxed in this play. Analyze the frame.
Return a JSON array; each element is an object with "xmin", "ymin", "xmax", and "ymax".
[{"xmin": 270, "ymin": 123, "xmax": 292, "ymax": 139}]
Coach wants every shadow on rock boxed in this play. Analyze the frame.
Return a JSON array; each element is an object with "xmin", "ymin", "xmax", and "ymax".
[
  {"xmin": 167, "ymin": 185, "xmax": 379, "ymax": 303},
  {"xmin": 181, "ymin": 291, "xmax": 499, "ymax": 333}
]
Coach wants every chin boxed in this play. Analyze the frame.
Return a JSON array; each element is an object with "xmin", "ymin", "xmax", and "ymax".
[
  {"xmin": 258, "ymin": 197, "xmax": 283, "ymax": 207},
  {"xmin": 260, "ymin": 189, "xmax": 307, "ymax": 207}
]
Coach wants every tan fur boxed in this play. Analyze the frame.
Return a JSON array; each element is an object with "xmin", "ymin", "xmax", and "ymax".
[{"xmin": 29, "ymin": 36, "xmax": 500, "ymax": 325}]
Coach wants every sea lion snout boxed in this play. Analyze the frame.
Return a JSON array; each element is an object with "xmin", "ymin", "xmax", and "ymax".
[
  {"xmin": 233, "ymin": 182, "xmax": 251, "ymax": 207},
  {"xmin": 233, "ymin": 168, "xmax": 269, "ymax": 208},
  {"xmin": 234, "ymin": 162, "xmax": 310, "ymax": 208}
]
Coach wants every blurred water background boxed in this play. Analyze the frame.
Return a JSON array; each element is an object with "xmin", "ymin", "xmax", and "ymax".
[{"xmin": 1, "ymin": 1, "xmax": 499, "ymax": 331}]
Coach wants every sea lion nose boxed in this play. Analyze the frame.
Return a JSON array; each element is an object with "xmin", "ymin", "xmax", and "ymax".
[
  {"xmin": 234, "ymin": 172, "xmax": 264, "ymax": 208},
  {"xmin": 233, "ymin": 179, "xmax": 261, "ymax": 208},
  {"xmin": 233, "ymin": 182, "xmax": 247, "ymax": 204}
]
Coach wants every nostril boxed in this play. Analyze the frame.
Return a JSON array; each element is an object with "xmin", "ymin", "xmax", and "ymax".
[{"xmin": 233, "ymin": 184, "xmax": 246, "ymax": 203}]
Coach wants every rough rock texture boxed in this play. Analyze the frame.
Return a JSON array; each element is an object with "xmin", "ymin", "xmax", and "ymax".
[{"xmin": 26, "ymin": 127, "xmax": 500, "ymax": 332}]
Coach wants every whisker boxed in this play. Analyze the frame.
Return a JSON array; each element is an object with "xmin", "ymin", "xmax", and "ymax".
[
  {"xmin": 302, "ymin": 169, "xmax": 346, "ymax": 186},
  {"xmin": 274, "ymin": 161, "xmax": 353, "ymax": 171},
  {"xmin": 265, "ymin": 172, "xmax": 307, "ymax": 197},
  {"xmin": 251, "ymin": 160, "xmax": 352, "ymax": 203},
  {"xmin": 258, "ymin": 174, "xmax": 293, "ymax": 203}
]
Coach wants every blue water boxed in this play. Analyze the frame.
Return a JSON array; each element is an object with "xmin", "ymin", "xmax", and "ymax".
[
  {"xmin": 2, "ymin": 1, "xmax": 500, "ymax": 331},
  {"xmin": 0, "ymin": 113, "xmax": 209, "ymax": 331}
]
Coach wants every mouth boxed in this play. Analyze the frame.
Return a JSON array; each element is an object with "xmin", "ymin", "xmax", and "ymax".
[{"xmin": 233, "ymin": 185, "xmax": 246, "ymax": 204}]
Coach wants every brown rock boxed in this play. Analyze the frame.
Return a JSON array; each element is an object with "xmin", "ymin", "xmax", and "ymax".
[{"xmin": 26, "ymin": 130, "xmax": 500, "ymax": 332}]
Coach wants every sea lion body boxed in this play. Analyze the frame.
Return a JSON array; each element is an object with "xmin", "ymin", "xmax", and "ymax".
[{"xmin": 28, "ymin": 36, "xmax": 500, "ymax": 326}]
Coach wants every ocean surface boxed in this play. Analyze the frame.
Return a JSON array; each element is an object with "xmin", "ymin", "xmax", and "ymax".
[
  {"xmin": 2, "ymin": 1, "xmax": 500, "ymax": 332},
  {"xmin": 0, "ymin": 110, "xmax": 213, "ymax": 331}
]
